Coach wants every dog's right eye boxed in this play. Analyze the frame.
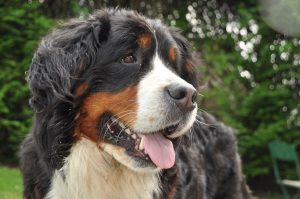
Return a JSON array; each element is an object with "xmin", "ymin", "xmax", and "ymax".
[{"xmin": 121, "ymin": 55, "xmax": 137, "ymax": 64}]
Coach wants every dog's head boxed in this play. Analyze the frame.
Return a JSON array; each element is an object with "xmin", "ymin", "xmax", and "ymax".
[{"xmin": 28, "ymin": 9, "xmax": 197, "ymax": 172}]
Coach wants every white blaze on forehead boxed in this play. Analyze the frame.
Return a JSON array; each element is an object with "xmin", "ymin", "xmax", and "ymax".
[
  {"xmin": 133, "ymin": 53, "xmax": 196, "ymax": 133},
  {"xmin": 147, "ymin": 54, "xmax": 191, "ymax": 87}
]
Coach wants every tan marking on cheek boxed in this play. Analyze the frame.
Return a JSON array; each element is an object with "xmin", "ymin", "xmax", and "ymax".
[
  {"xmin": 75, "ymin": 82, "xmax": 89, "ymax": 97},
  {"xmin": 137, "ymin": 34, "xmax": 153, "ymax": 49},
  {"xmin": 184, "ymin": 59, "xmax": 194, "ymax": 74},
  {"xmin": 75, "ymin": 86, "xmax": 138, "ymax": 142},
  {"xmin": 168, "ymin": 47, "xmax": 177, "ymax": 63}
]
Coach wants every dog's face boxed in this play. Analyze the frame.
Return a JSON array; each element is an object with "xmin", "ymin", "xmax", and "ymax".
[{"xmin": 29, "ymin": 10, "xmax": 197, "ymax": 172}]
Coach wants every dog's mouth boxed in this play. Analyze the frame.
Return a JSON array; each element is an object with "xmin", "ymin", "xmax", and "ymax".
[{"xmin": 99, "ymin": 114, "xmax": 180, "ymax": 169}]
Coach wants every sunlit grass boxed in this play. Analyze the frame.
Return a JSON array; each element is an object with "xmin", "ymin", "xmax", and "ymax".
[{"xmin": 0, "ymin": 167, "xmax": 22, "ymax": 199}]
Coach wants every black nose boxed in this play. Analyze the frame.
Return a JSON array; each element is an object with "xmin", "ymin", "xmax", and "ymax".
[{"xmin": 166, "ymin": 84, "xmax": 197, "ymax": 111}]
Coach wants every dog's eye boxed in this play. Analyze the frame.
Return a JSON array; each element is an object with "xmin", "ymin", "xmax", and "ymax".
[{"xmin": 121, "ymin": 55, "xmax": 137, "ymax": 64}]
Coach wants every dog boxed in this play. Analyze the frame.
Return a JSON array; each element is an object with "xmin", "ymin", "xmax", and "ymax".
[{"xmin": 20, "ymin": 9, "xmax": 251, "ymax": 199}]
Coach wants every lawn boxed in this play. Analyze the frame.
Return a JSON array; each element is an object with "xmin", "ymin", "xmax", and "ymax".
[
  {"xmin": 0, "ymin": 167, "xmax": 22, "ymax": 199},
  {"xmin": 0, "ymin": 166, "xmax": 283, "ymax": 199}
]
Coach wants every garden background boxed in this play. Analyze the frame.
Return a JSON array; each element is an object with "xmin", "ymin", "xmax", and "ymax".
[{"xmin": 1, "ymin": 0, "xmax": 300, "ymax": 198}]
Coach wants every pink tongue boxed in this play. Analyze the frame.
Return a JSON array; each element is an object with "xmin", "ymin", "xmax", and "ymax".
[{"xmin": 142, "ymin": 133, "xmax": 175, "ymax": 169}]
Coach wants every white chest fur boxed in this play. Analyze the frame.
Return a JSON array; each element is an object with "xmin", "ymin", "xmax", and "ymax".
[{"xmin": 45, "ymin": 138, "xmax": 161, "ymax": 199}]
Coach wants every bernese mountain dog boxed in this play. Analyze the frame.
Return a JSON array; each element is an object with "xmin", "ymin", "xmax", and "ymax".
[{"xmin": 20, "ymin": 9, "xmax": 251, "ymax": 199}]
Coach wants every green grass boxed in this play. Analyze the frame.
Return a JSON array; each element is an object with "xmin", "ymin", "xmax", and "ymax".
[{"xmin": 0, "ymin": 167, "xmax": 22, "ymax": 199}]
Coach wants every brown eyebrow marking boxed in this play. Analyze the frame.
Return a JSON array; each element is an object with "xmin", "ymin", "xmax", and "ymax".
[
  {"xmin": 137, "ymin": 34, "xmax": 153, "ymax": 49},
  {"xmin": 184, "ymin": 59, "xmax": 194, "ymax": 74},
  {"xmin": 168, "ymin": 46, "xmax": 177, "ymax": 63}
]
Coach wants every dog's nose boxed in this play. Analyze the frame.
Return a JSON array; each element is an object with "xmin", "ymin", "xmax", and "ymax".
[{"xmin": 166, "ymin": 84, "xmax": 197, "ymax": 111}]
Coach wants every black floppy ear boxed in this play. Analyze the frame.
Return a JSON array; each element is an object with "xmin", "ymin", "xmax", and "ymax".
[
  {"xmin": 28, "ymin": 13, "xmax": 110, "ymax": 112},
  {"xmin": 27, "ymin": 12, "xmax": 111, "ymax": 170},
  {"xmin": 168, "ymin": 27, "xmax": 198, "ymax": 88}
]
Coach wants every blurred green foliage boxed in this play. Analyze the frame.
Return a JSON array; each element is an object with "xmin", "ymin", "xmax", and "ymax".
[
  {"xmin": 0, "ymin": 0, "xmax": 299, "ymax": 191},
  {"xmin": 0, "ymin": 1, "xmax": 55, "ymax": 164}
]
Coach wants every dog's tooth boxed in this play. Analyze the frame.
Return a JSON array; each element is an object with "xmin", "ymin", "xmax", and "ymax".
[
  {"xmin": 131, "ymin": 134, "xmax": 137, "ymax": 139},
  {"xmin": 139, "ymin": 137, "xmax": 144, "ymax": 151},
  {"xmin": 125, "ymin": 128, "xmax": 131, "ymax": 135}
]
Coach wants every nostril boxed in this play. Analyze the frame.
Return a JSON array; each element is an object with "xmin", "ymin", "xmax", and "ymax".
[{"xmin": 167, "ymin": 86, "xmax": 188, "ymax": 100}]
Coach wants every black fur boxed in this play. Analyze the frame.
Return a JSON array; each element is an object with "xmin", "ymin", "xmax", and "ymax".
[{"xmin": 20, "ymin": 9, "xmax": 250, "ymax": 199}]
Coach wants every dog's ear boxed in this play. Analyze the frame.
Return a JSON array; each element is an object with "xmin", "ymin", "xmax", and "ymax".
[
  {"xmin": 27, "ymin": 12, "xmax": 110, "ymax": 112},
  {"xmin": 168, "ymin": 27, "xmax": 198, "ymax": 88}
]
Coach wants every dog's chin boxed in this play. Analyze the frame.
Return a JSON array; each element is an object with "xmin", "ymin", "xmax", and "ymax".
[
  {"xmin": 102, "ymin": 143, "xmax": 161, "ymax": 173},
  {"xmin": 99, "ymin": 111, "xmax": 197, "ymax": 172}
]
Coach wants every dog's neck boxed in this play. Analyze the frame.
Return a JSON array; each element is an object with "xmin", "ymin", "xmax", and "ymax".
[{"xmin": 46, "ymin": 138, "xmax": 161, "ymax": 199}]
